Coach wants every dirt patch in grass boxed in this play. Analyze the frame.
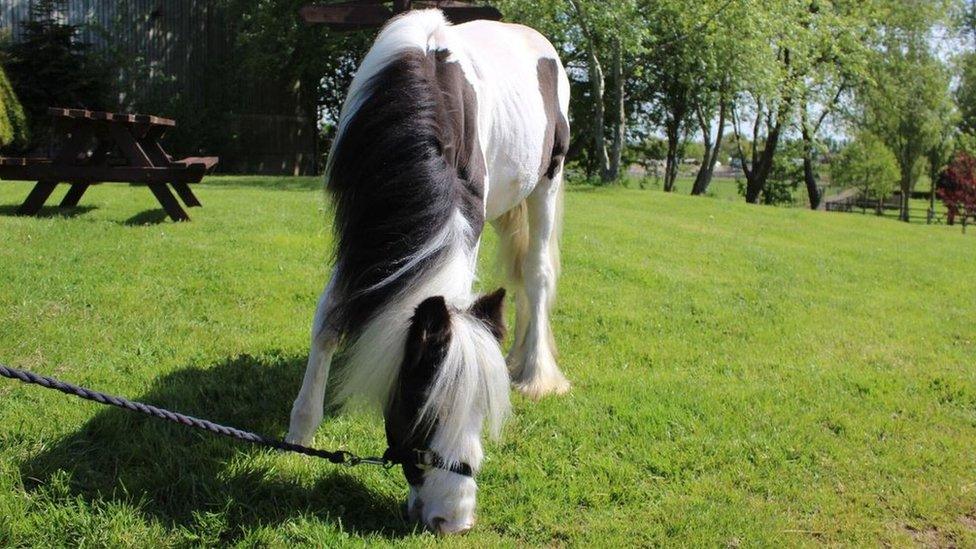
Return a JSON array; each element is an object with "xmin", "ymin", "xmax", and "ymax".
[
  {"xmin": 959, "ymin": 512, "xmax": 976, "ymax": 532},
  {"xmin": 903, "ymin": 524, "xmax": 943, "ymax": 547}
]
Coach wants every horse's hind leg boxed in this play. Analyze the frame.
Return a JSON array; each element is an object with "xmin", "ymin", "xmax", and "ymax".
[
  {"xmin": 505, "ymin": 174, "xmax": 570, "ymax": 399},
  {"xmin": 287, "ymin": 278, "xmax": 341, "ymax": 445}
]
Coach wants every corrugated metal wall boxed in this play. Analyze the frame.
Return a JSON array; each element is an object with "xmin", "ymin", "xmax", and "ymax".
[{"xmin": 0, "ymin": 1, "xmax": 317, "ymax": 175}]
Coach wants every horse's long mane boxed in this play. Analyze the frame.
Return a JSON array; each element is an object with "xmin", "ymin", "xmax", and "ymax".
[
  {"xmin": 326, "ymin": 11, "xmax": 501, "ymax": 428},
  {"xmin": 326, "ymin": 10, "xmax": 482, "ymax": 336}
]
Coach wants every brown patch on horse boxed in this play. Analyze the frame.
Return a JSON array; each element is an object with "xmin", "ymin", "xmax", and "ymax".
[
  {"xmin": 536, "ymin": 57, "xmax": 569, "ymax": 180},
  {"xmin": 432, "ymin": 49, "xmax": 486, "ymax": 239}
]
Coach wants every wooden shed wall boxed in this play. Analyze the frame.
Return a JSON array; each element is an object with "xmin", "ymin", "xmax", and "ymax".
[{"xmin": 0, "ymin": 1, "xmax": 318, "ymax": 175}]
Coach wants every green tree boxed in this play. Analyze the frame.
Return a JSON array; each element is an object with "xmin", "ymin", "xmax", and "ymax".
[
  {"xmin": 635, "ymin": 0, "xmax": 697, "ymax": 192},
  {"xmin": 728, "ymin": 0, "xmax": 805, "ymax": 205},
  {"xmin": 831, "ymin": 133, "xmax": 900, "ymax": 212},
  {"xmin": 860, "ymin": 20, "xmax": 956, "ymax": 222},
  {"xmin": 686, "ymin": 0, "xmax": 760, "ymax": 196},
  {"xmin": 499, "ymin": 0, "xmax": 644, "ymax": 183},
  {"xmin": 632, "ymin": 0, "xmax": 757, "ymax": 194},
  {"xmin": 225, "ymin": 0, "xmax": 371, "ymax": 171},
  {"xmin": 956, "ymin": 52, "xmax": 976, "ymax": 134},
  {"xmin": 794, "ymin": 0, "xmax": 882, "ymax": 210}
]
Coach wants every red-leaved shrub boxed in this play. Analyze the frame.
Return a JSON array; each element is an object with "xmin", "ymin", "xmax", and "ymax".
[{"xmin": 938, "ymin": 152, "xmax": 976, "ymax": 225}]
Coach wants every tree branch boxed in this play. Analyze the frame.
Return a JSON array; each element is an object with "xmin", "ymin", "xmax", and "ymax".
[{"xmin": 813, "ymin": 80, "xmax": 847, "ymax": 134}]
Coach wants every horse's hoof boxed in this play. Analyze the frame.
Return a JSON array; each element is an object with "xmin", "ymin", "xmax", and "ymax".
[
  {"xmin": 284, "ymin": 430, "xmax": 314, "ymax": 446},
  {"xmin": 514, "ymin": 375, "xmax": 570, "ymax": 400}
]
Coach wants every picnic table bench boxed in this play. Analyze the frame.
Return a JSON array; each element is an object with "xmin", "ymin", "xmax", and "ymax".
[{"xmin": 0, "ymin": 108, "xmax": 218, "ymax": 221}]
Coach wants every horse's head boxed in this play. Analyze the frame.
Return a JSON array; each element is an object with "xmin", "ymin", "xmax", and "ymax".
[{"xmin": 384, "ymin": 288, "xmax": 509, "ymax": 534}]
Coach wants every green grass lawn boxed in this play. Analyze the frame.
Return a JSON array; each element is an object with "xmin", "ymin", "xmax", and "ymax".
[{"xmin": 1, "ymin": 177, "xmax": 974, "ymax": 547}]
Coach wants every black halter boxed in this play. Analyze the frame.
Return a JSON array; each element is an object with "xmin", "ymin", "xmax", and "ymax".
[{"xmin": 383, "ymin": 447, "xmax": 474, "ymax": 477}]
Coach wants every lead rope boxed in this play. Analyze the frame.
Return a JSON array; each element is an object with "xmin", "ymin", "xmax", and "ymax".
[{"xmin": 0, "ymin": 363, "xmax": 392, "ymax": 469}]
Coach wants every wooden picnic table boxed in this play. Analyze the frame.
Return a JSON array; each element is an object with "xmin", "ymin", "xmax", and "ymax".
[{"xmin": 0, "ymin": 108, "xmax": 218, "ymax": 221}]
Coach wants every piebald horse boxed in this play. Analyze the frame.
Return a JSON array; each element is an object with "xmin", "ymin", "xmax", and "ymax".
[{"xmin": 287, "ymin": 10, "xmax": 570, "ymax": 534}]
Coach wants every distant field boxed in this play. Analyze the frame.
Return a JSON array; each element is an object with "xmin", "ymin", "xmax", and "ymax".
[{"xmin": 0, "ymin": 177, "xmax": 974, "ymax": 546}]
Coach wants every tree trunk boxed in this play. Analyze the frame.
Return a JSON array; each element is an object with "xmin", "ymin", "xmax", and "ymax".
[
  {"xmin": 744, "ymin": 120, "xmax": 784, "ymax": 204},
  {"xmin": 692, "ymin": 101, "xmax": 726, "ymax": 196},
  {"xmin": 607, "ymin": 40, "xmax": 625, "ymax": 182},
  {"xmin": 744, "ymin": 160, "xmax": 766, "ymax": 203},
  {"xmin": 899, "ymin": 169, "xmax": 911, "ymax": 222},
  {"xmin": 802, "ymin": 154, "xmax": 819, "ymax": 209},
  {"xmin": 664, "ymin": 142, "xmax": 679, "ymax": 192},
  {"xmin": 664, "ymin": 116, "xmax": 682, "ymax": 192},
  {"xmin": 589, "ymin": 49, "xmax": 610, "ymax": 182},
  {"xmin": 663, "ymin": 96, "xmax": 689, "ymax": 193},
  {"xmin": 743, "ymin": 50, "xmax": 793, "ymax": 204},
  {"xmin": 800, "ymin": 110, "xmax": 821, "ymax": 210},
  {"xmin": 732, "ymin": 99, "xmax": 781, "ymax": 204},
  {"xmin": 692, "ymin": 109, "xmax": 712, "ymax": 195}
]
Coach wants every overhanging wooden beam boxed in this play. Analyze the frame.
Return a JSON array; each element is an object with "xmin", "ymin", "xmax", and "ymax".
[
  {"xmin": 436, "ymin": 6, "xmax": 502, "ymax": 23},
  {"xmin": 300, "ymin": 3, "xmax": 393, "ymax": 25},
  {"xmin": 300, "ymin": 1, "xmax": 501, "ymax": 28}
]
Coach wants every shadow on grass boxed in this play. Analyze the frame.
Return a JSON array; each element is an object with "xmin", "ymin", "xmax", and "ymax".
[
  {"xmin": 0, "ymin": 204, "xmax": 97, "ymax": 218},
  {"xmin": 122, "ymin": 209, "xmax": 170, "ymax": 226},
  {"xmin": 20, "ymin": 353, "xmax": 414, "ymax": 541}
]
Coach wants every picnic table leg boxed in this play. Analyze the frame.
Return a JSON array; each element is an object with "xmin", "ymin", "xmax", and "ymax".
[
  {"xmin": 59, "ymin": 183, "xmax": 91, "ymax": 208},
  {"xmin": 147, "ymin": 184, "xmax": 190, "ymax": 222},
  {"xmin": 17, "ymin": 181, "xmax": 58, "ymax": 216},
  {"xmin": 171, "ymin": 182, "xmax": 202, "ymax": 207}
]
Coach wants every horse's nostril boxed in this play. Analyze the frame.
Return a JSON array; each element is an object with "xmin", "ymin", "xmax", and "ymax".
[{"xmin": 430, "ymin": 516, "xmax": 447, "ymax": 533}]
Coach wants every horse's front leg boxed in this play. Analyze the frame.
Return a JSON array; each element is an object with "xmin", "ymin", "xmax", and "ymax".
[
  {"xmin": 510, "ymin": 175, "xmax": 570, "ymax": 399},
  {"xmin": 287, "ymin": 279, "xmax": 341, "ymax": 445}
]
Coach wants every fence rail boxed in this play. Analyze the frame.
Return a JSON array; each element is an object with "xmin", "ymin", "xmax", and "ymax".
[{"xmin": 823, "ymin": 187, "xmax": 974, "ymax": 230}]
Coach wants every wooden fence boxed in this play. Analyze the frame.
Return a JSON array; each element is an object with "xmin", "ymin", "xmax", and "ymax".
[{"xmin": 822, "ymin": 188, "xmax": 971, "ymax": 227}]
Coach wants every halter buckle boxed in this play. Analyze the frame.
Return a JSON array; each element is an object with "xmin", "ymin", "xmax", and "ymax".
[{"xmin": 413, "ymin": 449, "xmax": 434, "ymax": 470}]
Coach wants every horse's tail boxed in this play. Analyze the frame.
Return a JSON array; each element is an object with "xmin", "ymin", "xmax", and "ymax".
[
  {"xmin": 496, "ymin": 186, "xmax": 563, "ymax": 297},
  {"xmin": 495, "ymin": 201, "xmax": 529, "ymax": 284}
]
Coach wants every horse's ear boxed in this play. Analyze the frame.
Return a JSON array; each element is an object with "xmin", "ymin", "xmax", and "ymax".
[
  {"xmin": 470, "ymin": 287, "xmax": 506, "ymax": 341},
  {"xmin": 406, "ymin": 296, "xmax": 453, "ymax": 369}
]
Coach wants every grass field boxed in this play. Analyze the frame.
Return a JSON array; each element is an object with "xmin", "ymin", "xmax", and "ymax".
[{"xmin": 1, "ymin": 177, "xmax": 974, "ymax": 547}]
